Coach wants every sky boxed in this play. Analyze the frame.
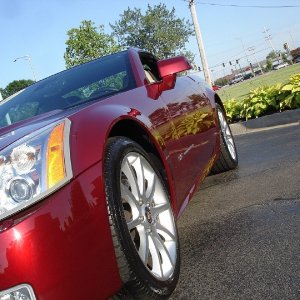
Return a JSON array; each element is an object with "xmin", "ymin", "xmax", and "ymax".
[{"xmin": 1, "ymin": 0, "xmax": 300, "ymax": 88}]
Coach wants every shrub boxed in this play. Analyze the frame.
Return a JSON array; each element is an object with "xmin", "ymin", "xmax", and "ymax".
[
  {"xmin": 223, "ymin": 98, "xmax": 243, "ymax": 123},
  {"xmin": 280, "ymin": 74, "xmax": 300, "ymax": 110},
  {"xmin": 223, "ymin": 73, "xmax": 300, "ymax": 122},
  {"xmin": 241, "ymin": 86, "xmax": 278, "ymax": 120}
]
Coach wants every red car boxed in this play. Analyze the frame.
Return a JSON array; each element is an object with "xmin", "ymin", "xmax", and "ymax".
[
  {"xmin": 212, "ymin": 85, "xmax": 221, "ymax": 91},
  {"xmin": 0, "ymin": 48, "xmax": 238, "ymax": 299}
]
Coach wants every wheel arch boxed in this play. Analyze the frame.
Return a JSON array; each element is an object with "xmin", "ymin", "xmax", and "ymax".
[
  {"xmin": 107, "ymin": 118, "xmax": 176, "ymax": 211},
  {"xmin": 109, "ymin": 119, "xmax": 160, "ymax": 161},
  {"xmin": 214, "ymin": 93, "xmax": 226, "ymax": 113}
]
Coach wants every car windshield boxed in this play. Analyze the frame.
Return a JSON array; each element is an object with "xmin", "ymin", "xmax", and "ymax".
[{"xmin": 0, "ymin": 51, "xmax": 135, "ymax": 128}]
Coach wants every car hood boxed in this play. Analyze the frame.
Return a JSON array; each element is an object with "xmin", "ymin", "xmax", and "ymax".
[{"xmin": 0, "ymin": 108, "xmax": 76, "ymax": 151}]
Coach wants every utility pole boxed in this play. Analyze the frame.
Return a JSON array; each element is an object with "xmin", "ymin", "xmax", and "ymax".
[
  {"xmin": 188, "ymin": 0, "xmax": 211, "ymax": 86},
  {"xmin": 263, "ymin": 27, "xmax": 276, "ymax": 53},
  {"xmin": 263, "ymin": 26, "xmax": 279, "ymax": 64}
]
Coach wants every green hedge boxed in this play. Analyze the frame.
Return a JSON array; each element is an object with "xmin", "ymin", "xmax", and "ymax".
[{"xmin": 224, "ymin": 74, "xmax": 300, "ymax": 123}]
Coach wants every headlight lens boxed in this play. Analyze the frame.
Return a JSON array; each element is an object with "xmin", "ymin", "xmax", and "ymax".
[
  {"xmin": 0, "ymin": 284, "xmax": 36, "ymax": 300},
  {"xmin": 0, "ymin": 119, "xmax": 72, "ymax": 222}
]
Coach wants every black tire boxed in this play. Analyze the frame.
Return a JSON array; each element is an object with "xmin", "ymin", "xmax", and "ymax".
[
  {"xmin": 104, "ymin": 137, "xmax": 180, "ymax": 299},
  {"xmin": 211, "ymin": 104, "xmax": 238, "ymax": 174}
]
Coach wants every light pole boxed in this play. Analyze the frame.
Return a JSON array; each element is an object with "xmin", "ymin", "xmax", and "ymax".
[
  {"xmin": 188, "ymin": 0, "xmax": 212, "ymax": 87},
  {"xmin": 13, "ymin": 55, "xmax": 37, "ymax": 81}
]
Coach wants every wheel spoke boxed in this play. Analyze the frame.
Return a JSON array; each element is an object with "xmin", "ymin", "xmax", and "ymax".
[
  {"xmin": 137, "ymin": 226, "xmax": 150, "ymax": 265},
  {"xmin": 146, "ymin": 174, "xmax": 156, "ymax": 201},
  {"xmin": 148, "ymin": 234, "xmax": 164, "ymax": 278},
  {"xmin": 121, "ymin": 183, "xmax": 140, "ymax": 209},
  {"xmin": 226, "ymin": 135, "xmax": 233, "ymax": 144},
  {"xmin": 131, "ymin": 155, "xmax": 146, "ymax": 197},
  {"xmin": 155, "ymin": 222, "xmax": 176, "ymax": 241},
  {"xmin": 226, "ymin": 138, "xmax": 234, "ymax": 148},
  {"xmin": 121, "ymin": 159, "xmax": 140, "ymax": 199},
  {"xmin": 151, "ymin": 203, "xmax": 169, "ymax": 217},
  {"xmin": 151, "ymin": 229, "xmax": 175, "ymax": 279},
  {"xmin": 225, "ymin": 135, "xmax": 236, "ymax": 159},
  {"xmin": 127, "ymin": 216, "xmax": 141, "ymax": 231}
]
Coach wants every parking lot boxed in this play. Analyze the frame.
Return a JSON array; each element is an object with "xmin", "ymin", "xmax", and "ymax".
[{"xmin": 172, "ymin": 123, "xmax": 300, "ymax": 299}]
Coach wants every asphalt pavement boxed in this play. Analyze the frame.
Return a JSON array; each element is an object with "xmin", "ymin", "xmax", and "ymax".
[{"xmin": 171, "ymin": 120, "xmax": 300, "ymax": 299}]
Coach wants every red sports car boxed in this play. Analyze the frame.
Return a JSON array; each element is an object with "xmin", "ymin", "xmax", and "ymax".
[{"xmin": 0, "ymin": 48, "xmax": 238, "ymax": 299}]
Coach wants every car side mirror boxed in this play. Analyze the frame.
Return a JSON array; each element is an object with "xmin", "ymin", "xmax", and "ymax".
[
  {"xmin": 158, "ymin": 56, "xmax": 192, "ymax": 78},
  {"xmin": 147, "ymin": 56, "xmax": 192, "ymax": 100},
  {"xmin": 158, "ymin": 56, "xmax": 192, "ymax": 92}
]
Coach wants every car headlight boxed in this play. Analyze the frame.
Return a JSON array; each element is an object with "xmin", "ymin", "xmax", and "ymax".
[
  {"xmin": 0, "ymin": 284, "xmax": 36, "ymax": 300},
  {"xmin": 0, "ymin": 119, "xmax": 72, "ymax": 222}
]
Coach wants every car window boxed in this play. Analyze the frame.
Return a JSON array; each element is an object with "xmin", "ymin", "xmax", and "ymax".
[
  {"xmin": 63, "ymin": 70, "xmax": 128, "ymax": 102},
  {"xmin": 0, "ymin": 51, "xmax": 135, "ymax": 128},
  {"xmin": 139, "ymin": 52, "xmax": 161, "ymax": 84}
]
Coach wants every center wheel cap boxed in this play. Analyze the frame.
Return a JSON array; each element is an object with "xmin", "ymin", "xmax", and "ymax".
[{"xmin": 144, "ymin": 206, "xmax": 153, "ymax": 224}]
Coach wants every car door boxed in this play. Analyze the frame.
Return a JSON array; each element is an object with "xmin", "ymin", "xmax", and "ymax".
[
  {"xmin": 159, "ymin": 75, "xmax": 217, "ymax": 207},
  {"xmin": 138, "ymin": 52, "xmax": 183, "ymax": 184},
  {"xmin": 138, "ymin": 52, "xmax": 217, "ymax": 209}
]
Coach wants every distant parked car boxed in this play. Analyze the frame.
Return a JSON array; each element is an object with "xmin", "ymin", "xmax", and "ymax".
[
  {"xmin": 273, "ymin": 62, "xmax": 289, "ymax": 70},
  {"xmin": 294, "ymin": 56, "xmax": 300, "ymax": 63},
  {"xmin": 229, "ymin": 74, "xmax": 244, "ymax": 85},
  {"xmin": 243, "ymin": 73, "xmax": 254, "ymax": 80},
  {"xmin": 212, "ymin": 85, "xmax": 222, "ymax": 91}
]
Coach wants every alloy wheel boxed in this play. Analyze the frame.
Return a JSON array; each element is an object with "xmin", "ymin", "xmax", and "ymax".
[
  {"xmin": 120, "ymin": 152, "xmax": 177, "ymax": 280},
  {"xmin": 217, "ymin": 109, "xmax": 237, "ymax": 160}
]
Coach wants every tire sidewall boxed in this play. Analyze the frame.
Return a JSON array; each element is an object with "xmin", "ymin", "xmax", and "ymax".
[
  {"xmin": 104, "ymin": 137, "xmax": 180, "ymax": 297},
  {"xmin": 217, "ymin": 104, "xmax": 238, "ymax": 164}
]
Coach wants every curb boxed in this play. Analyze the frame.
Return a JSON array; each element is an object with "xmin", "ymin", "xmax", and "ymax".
[{"xmin": 230, "ymin": 108, "xmax": 300, "ymax": 135}]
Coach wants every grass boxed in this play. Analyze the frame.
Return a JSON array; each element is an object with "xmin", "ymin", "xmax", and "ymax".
[{"xmin": 217, "ymin": 63, "xmax": 300, "ymax": 102}]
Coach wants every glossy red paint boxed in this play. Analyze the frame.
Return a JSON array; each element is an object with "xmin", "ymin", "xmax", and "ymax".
[
  {"xmin": 212, "ymin": 85, "xmax": 221, "ymax": 91},
  {"xmin": 158, "ymin": 76, "xmax": 219, "ymax": 206},
  {"xmin": 0, "ymin": 162, "xmax": 121, "ymax": 299},
  {"xmin": 158, "ymin": 56, "xmax": 192, "ymax": 77},
  {"xmin": 0, "ymin": 48, "xmax": 222, "ymax": 298}
]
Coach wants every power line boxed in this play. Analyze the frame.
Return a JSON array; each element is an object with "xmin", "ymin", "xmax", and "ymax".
[
  {"xmin": 209, "ymin": 46, "xmax": 270, "ymax": 70},
  {"xmin": 198, "ymin": 2, "xmax": 300, "ymax": 8}
]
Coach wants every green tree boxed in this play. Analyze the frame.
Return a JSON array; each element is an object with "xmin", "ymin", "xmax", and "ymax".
[
  {"xmin": 266, "ymin": 50, "xmax": 288, "ymax": 61},
  {"xmin": 265, "ymin": 59, "xmax": 273, "ymax": 71},
  {"xmin": 111, "ymin": 4, "xmax": 195, "ymax": 61},
  {"xmin": 266, "ymin": 50, "xmax": 279, "ymax": 60},
  {"xmin": 1, "ymin": 79, "xmax": 34, "ymax": 99},
  {"xmin": 214, "ymin": 77, "xmax": 229, "ymax": 86},
  {"xmin": 0, "ymin": 88, "xmax": 4, "ymax": 100},
  {"xmin": 281, "ymin": 52, "xmax": 290, "ymax": 63},
  {"xmin": 64, "ymin": 20, "xmax": 121, "ymax": 68}
]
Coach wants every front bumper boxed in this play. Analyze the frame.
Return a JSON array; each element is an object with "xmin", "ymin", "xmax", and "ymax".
[{"xmin": 0, "ymin": 161, "xmax": 121, "ymax": 299}]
